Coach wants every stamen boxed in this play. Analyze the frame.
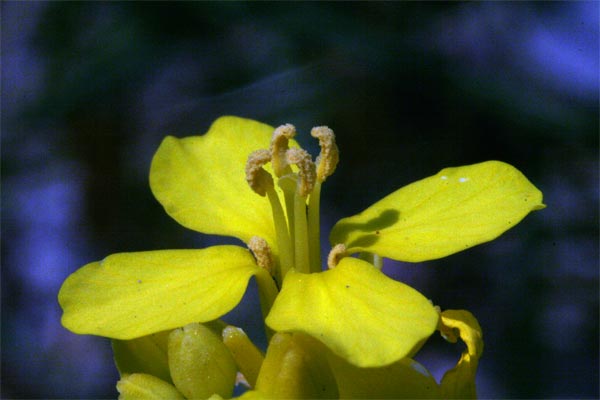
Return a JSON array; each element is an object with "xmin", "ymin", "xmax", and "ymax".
[
  {"xmin": 307, "ymin": 127, "xmax": 337, "ymax": 271},
  {"xmin": 311, "ymin": 126, "xmax": 339, "ymax": 182},
  {"xmin": 327, "ymin": 244, "xmax": 347, "ymax": 269},
  {"xmin": 270, "ymin": 124, "xmax": 296, "ymax": 177},
  {"xmin": 248, "ymin": 236, "xmax": 274, "ymax": 274},
  {"xmin": 285, "ymin": 148, "xmax": 316, "ymax": 197},
  {"xmin": 245, "ymin": 150, "xmax": 274, "ymax": 196},
  {"xmin": 248, "ymin": 236, "xmax": 279, "ymax": 338}
]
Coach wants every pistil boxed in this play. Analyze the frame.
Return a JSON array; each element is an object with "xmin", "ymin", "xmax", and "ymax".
[
  {"xmin": 284, "ymin": 148, "xmax": 316, "ymax": 274},
  {"xmin": 270, "ymin": 125, "xmax": 298, "ymax": 265}
]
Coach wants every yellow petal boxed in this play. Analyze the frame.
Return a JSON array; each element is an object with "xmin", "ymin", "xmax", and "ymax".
[
  {"xmin": 438, "ymin": 309, "xmax": 484, "ymax": 399},
  {"xmin": 59, "ymin": 246, "xmax": 262, "ymax": 339},
  {"xmin": 112, "ymin": 330, "xmax": 172, "ymax": 383},
  {"xmin": 328, "ymin": 354, "xmax": 441, "ymax": 399},
  {"xmin": 265, "ymin": 257, "xmax": 439, "ymax": 368},
  {"xmin": 116, "ymin": 373, "xmax": 185, "ymax": 400},
  {"xmin": 254, "ymin": 332, "xmax": 338, "ymax": 399},
  {"xmin": 150, "ymin": 116, "xmax": 291, "ymax": 247},
  {"xmin": 330, "ymin": 161, "xmax": 544, "ymax": 262}
]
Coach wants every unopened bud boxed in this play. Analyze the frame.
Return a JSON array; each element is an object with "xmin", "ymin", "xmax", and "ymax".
[
  {"xmin": 222, "ymin": 325, "xmax": 264, "ymax": 388},
  {"xmin": 116, "ymin": 373, "xmax": 185, "ymax": 400},
  {"xmin": 168, "ymin": 323, "xmax": 237, "ymax": 399}
]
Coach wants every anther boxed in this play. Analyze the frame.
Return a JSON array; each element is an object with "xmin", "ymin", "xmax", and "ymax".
[
  {"xmin": 245, "ymin": 149, "xmax": 273, "ymax": 196},
  {"xmin": 248, "ymin": 236, "xmax": 273, "ymax": 273},
  {"xmin": 311, "ymin": 126, "xmax": 339, "ymax": 182},
  {"xmin": 270, "ymin": 124, "xmax": 296, "ymax": 177},
  {"xmin": 285, "ymin": 148, "xmax": 316, "ymax": 197},
  {"xmin": 327, "ymin": 244, "xmax": 347, "ymax": 269}
]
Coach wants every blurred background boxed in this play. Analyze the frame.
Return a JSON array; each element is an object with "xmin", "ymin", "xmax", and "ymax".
[{"xmin": 2, "ymin": 2, "xmax": 598, "ymax": 398}]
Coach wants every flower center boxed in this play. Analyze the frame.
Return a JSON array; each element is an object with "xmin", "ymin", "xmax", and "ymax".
[{"xmin": 245, "ymin": 124, "xmax": 339, "ymax": 286}]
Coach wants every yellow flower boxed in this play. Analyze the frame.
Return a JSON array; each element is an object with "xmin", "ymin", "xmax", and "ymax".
[{"xmin": 59, "ymin": 116, "xmax": 544, "ymax": 369}]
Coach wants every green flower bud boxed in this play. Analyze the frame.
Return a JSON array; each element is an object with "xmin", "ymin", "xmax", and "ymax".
[
  {"xmin": 116, "ymin": 373, "xmax": 184, "ymax": 400},
  {"xmin": 168, "ymin": 322, "xmax": 237, "ymax": 399}
]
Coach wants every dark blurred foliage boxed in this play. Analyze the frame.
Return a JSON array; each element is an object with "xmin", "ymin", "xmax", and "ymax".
[{"xmin": 2, "ymin": 2, "xmax": 598, "ymax": 399}]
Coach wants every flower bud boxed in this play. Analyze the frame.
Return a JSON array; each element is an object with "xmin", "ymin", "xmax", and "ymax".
[
  {"xmin": 168, "ymin": 322, "xmax": 237, "ymax": 399},
  {"xmin": 255, "ymin": 332, "xmax": 338, "ymax": 399},
  {"xmin": 116, "ymin": 373, "xmax": 184, "ymax": 400}
]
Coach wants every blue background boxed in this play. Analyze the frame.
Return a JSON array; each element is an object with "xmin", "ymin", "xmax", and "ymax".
[{"xmin": 2, "ymin": 2, "xmax": 598, "ymax": 398}]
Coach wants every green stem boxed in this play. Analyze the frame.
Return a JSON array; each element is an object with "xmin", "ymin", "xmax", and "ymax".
[
  {"xmin": 267, "ymin": 188, "xmax": 294, "ymax": 282},
  {"xmin": 293, "ymin": 193, "xmax": 310, "ymax": 273},
  {"xmin": 307, "ymin": 181, "xmax": 322, "ymax": 273}
]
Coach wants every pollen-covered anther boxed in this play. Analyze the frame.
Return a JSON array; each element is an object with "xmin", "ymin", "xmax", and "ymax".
[
  {"xmin": 327, "ymin": 244, "xmax": 347, "ymax": 269},
  {"xmin": 270, "ymin": 123, "xmax": 296, "ymax": 177},
  {"xmin": 285, "ymin": 147, "xmax": 316, "ymax": 197},
  {"xmin": 245, "ymin": 149, "xmax": 274, "ymax": 196},
  {"xmin": 311, "ymin": 126, "xmax": 339, "ymax": 182},
  {"xmin": 248, "ymin": 236, "xmax": 273, "ymax": 274}
]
